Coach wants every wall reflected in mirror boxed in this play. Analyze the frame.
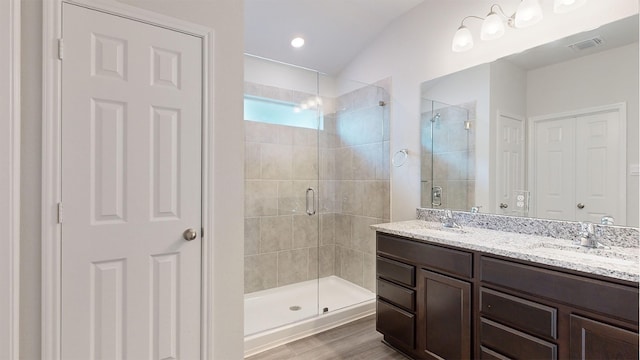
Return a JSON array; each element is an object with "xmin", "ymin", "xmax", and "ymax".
[{"xmin": 420, "ymin": 15, "xmax": 639, "ymax": 227}]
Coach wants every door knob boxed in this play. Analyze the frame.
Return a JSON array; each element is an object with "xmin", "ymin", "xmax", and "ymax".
[
  {"xmin": 577, "ymin": 203, "xmax": 585, "ymax": 209},
  {"xmin": 499, "ymin": 203, "xmax": 508, "ymax": 209},
  {"xmin": 183, "ymin": 228, "xmax": 197, "ymax": 241}
]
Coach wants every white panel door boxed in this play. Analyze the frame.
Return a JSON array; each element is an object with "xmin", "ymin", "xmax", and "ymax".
[
  {"xmin": 575, "ymin": 111, "xmax": 622, "ymax": 223},
  {"xmin": 533, "ymin": 109, "xmax": 624, "ymax": 223},
  {"xmin": 496, "ymin": 114, "xmax": 525, "ymax": 215},
  {"xmin": 534, "ymin": 118, "xmax": 575, "ymax": 220},
  {"xmin": 61, "ymin": 4, "xmax": 202, "ymax": 360}
]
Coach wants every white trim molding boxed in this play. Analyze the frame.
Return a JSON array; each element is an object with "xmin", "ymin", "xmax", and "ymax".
[
  {"xmin": 41, "ymin": 1, "xmax": 215, "ymax": 359},
  {"xmin": 1, "ymin": 0, "xmax": 21, "ymax": 358},
  {"xmin": 1, "ymin": 0, "xmax": 21, "ymax": 359}
]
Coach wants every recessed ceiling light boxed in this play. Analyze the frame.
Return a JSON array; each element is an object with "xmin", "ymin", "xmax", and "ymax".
[{"xmin": 291, "ymin": 37, "xmax": 305, "ymax": 48}]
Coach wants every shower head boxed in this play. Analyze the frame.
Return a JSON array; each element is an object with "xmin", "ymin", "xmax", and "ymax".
[{"xmin": 431, "ymin": 113, "xmax": 441, "ymax": 122}]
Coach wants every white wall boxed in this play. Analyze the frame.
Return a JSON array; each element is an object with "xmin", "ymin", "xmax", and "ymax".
[
  {"xmin": 527, "ymin": 42, "xmax": 639, "ymax": 226},
  {"xmin": 490, "ymin": 60, "xmax": 527, "ymax": 119},
  {"xmin": 245, "ymin": 55, "xmax": 338, "ymax": 97},
  {"xmin": 488, "ymin": 59, "xmax": 527, "ymax": 212},
  {"xmin": 20, "ymin": 0, "xmax": 244, "ymax": 359},
  {"xmin": 339, "ymin": 0, "xmax": 639, "ymax": 221}
]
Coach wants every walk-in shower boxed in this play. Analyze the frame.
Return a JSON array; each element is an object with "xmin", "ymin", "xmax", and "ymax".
[
  {"xmin": 420, "ymin": 99, "xmax": 475, "ymax": 211},
  {"xmin": 243, "ymin": 55, "xmax": 390, "ymax": 356}
]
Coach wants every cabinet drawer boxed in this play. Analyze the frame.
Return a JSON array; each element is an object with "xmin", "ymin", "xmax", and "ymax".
[
  {"xmin": 480, "ymin": 346, "xmax": 510, "ymax": 360},
  {"xmin": 480, "ymin": 287, "xmax": 557, "ymax": 339},
  {"xmin": 480, "ymin": 256, "xmax": 639, "ymax": 323},
  {"xmin": 377, "ymin": 278, "xmax": 415, "ymax": 311},
  {"xmin": 376, "ymin": 299, "xmax": 415, "ymax": 349},
  {"xmin": 481, "ymin": 318, "xmax": 557, "ymax": 360},
  {"xmin": 377, "ymin": 256, "xmax": 415, "ymax": 287},
  {"xmin": 377, "ymin": 233, "xmax": 473, "ymax": 279}
]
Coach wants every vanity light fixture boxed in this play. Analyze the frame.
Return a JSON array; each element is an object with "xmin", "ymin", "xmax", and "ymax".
[
  {"xmin": 481, "ymin": 7, "xmax": 506, "ymax": 40},
  {"xmin": 452, "ymin": 20, "xmax": 477, "ymax": 52},
  {"xmin": 514, "ymin": 0, "xmax": 544, "ymax": 28},
  {"xmin": 452, "ymin": 0, "xmax": 586, "ymax": 52},
  {"xmin": 554, "ymin": 0, "xmax": 586, "ymax": 13}
]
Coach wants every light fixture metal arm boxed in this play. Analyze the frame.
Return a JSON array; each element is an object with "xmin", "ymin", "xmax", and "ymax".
[
  {"xmin": 489, "ymin": 4, "xmax": 517, "ymax": 27},
  {"xmin": 459, "ymin": 15, "xmax": 485, "ymax": 26}
]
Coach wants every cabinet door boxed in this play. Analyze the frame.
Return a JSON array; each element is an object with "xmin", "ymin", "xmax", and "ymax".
[
  {"xmin": 569, "ymin": 314, "xmax": 638, "ymax": 360},
  {"xmin": 418, "ymin": 269, "xmax": 471, "ymax": 360}
]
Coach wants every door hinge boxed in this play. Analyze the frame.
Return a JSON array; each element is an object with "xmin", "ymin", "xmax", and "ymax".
[
  {"xmin": 57, "ymin": 202, "xmax": 63, "ymax": 224},
  {"xmin": 57, "ymin": 38, "xmax": 64, "ymax": 60},
  {"xmin": 201, "ymin": 227, "xmax": 204, "ymax": 237}
]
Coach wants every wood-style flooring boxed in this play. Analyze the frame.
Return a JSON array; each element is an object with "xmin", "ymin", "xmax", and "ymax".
[{"xmin": 245, "ymin": 315, "xmax": 409, "ymax": 360}]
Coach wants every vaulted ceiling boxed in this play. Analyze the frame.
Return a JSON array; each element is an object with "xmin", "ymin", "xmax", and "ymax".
[{"xmin": 244, "ymin": 0, "xmax": 424, "ymax": 75}]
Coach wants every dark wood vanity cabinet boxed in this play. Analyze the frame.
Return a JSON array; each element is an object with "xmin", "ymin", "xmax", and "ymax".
[
  {"xmin": 418, "ymin": 269, "xmax": 471, "ymax": 359},
  {"xmin": 569, "ymin": 314, "xmax": 639, "ymax": 360},
  {"xmin": 376, "ymin": 233, "xmax": 473, "ymax": 359},
  {"xmin": 375, "ymin": 232, "xmax": 639, "ymax": 360},
  {"xmin": 376, "ymin": 254, "xmax": 417, "ymax": 353}
]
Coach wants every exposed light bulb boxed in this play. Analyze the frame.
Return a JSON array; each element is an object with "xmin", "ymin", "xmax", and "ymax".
[
  {"xmin": 515, "ymin": 0, "xmax": 543, "ymax": 28},
  {"xmin": 452, "ymin": 25, "xmax": 474, "ymax": 52},
  {"xmin": 481, "ymin": 12, "xmax": 505, "ymax": 40},
  {"xmin": 554, "ymin": 0, "xmax": 586, "ymax": 13},
  {"xmin": 290, "ymin": 37, "xmax": 305, "ymax": 48}
]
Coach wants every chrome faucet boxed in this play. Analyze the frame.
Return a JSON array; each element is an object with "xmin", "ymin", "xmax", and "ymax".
[
  {"xmin": 579, "ymin": 222, "xmax": 598, "ymax": 248},
  {"xmin": 601, "ymin": 215, "xmax": 614, "ymax": 225},
  {"xmin": 442, "ymin": 209, "xmax": 462, "ymax": 229}
]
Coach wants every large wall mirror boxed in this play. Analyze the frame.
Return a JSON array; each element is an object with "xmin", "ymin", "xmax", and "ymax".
[{"xmin": 420, "ymin": 15, "xmax": 639, "ymax": 227}]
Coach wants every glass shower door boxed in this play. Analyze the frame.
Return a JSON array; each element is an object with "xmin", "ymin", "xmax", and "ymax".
[
  {"xmin": 243, "ymin": 54, "xmax": 389, "ymax": 336},
  {"xmin": 420, "ymin": 99, "xmax": 472, "ymax": 211},
  {"xmin": 315, "ymin": 76, "xmax": 389, "ymax": 314},
  {"xmin": 243, "ymin": 55, "xmax": 321, "ymax": 335}
]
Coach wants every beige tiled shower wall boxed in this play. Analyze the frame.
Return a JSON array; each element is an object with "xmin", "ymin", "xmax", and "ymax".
[
  {"xmin": 421, "ymin": 101, "xmax": 476, "ymax": 211},
  {"xmin": 332, "ymin": 81, "xmax": 390, "ymax": 293},
  {"xmin": 243, "ymin": 80, "xmax": 390, "ymax": 294}
]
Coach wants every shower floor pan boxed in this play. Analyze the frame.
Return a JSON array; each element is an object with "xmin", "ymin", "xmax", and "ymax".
[{"xmin": 244, "ymin": 275, "xmax": 375, "ymax": 356}]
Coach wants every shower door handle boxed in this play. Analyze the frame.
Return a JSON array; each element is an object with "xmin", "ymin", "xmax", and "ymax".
[{"xmin": 306, "ymin": 188, "xmax": 316, "ymax": 216}]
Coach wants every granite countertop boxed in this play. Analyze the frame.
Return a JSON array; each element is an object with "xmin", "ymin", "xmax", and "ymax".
[{"xmin": 372, "ymin": 220, "xmax": 640, "ymax": 283}]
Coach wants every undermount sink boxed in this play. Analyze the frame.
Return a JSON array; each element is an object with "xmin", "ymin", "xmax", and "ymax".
[
  {"xmin": 439, "ymin": 226, "xmax": 468, "ymax": 234},
  {"xmin": 530, "ymin": 242, "xmax": 639, "ymax": 263},
  {"xmin": 420, "ymin": 221, "xmax": 468, "ymax": 234}
]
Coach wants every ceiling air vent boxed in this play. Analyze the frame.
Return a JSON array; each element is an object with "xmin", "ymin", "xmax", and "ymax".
[{"xmin": 567, "ymin": 36, "xmax": 604, "ymax": 51}]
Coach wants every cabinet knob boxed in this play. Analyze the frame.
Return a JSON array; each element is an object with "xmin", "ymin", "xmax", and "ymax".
[{"xmin": 577, "ymin": 203, "xmax": 585, "ymax": 209}]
